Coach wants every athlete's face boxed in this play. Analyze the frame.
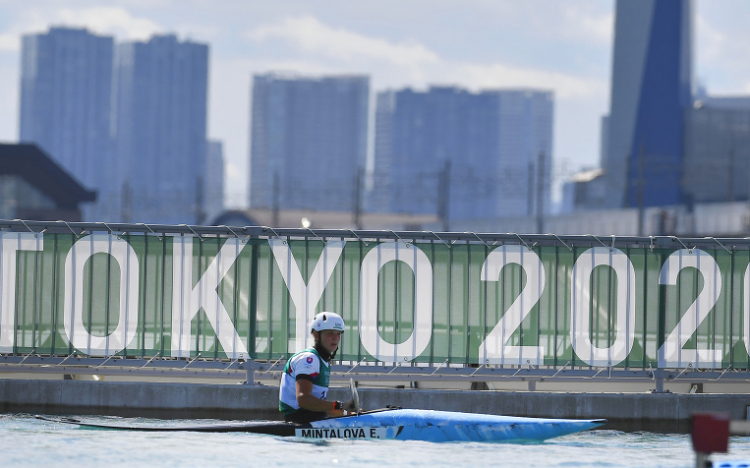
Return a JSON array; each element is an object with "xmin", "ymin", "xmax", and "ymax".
[{"xmin": 316, "ymin": 330, "xmax": 342, "ymax": 354}]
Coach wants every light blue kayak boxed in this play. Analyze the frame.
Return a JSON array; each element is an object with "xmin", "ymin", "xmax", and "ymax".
[
  {"xmin": 38, "ymin": 380, "xmax": 605, "ymax": 443},
  {"xmin": 37, "ymin": 408, "xmax": 605, "ymax": 443},
  {"xmin": 302, "ymin": 408, "xmax": 606, "ymax": 442}
]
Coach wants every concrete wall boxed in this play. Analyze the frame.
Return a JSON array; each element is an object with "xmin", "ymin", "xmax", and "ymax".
[{"xmin": 3, "ymin": 379, "xmax": 749, "ymax": 433}]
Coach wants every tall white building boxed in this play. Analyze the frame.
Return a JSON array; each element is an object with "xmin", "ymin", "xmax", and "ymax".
[
  {"xmin": 19, "ymin": 27, "xmax": 114, "ymax": 219},
  {"xmin": 249, "ymin": 73, "xmax": 369, "ymax": 213},
  {"xmin": 495, "ymin": 90, "xmax": 554, "ymax": 219},
  {"xmin": 683, "ymin": 97, "xmax": 750, "ymax": 204},
  {"xmin": 371, "ymin": 87, "xmax": 553, "ymax": 225},
  {"xmin": 113, "ymin": 35, "xmax": 209, "ymax": 224}
]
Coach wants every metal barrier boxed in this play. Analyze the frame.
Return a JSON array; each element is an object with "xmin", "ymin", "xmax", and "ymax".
[{"xmin": 2, "ymin": 219, "xmax": 750, "ymax": 389}]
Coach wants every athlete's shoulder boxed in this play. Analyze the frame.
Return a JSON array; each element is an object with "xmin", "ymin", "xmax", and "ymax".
[
  {"xmin": 291, "ymin": 348, "xmax": 319, "ymax": 361},
  {"xmin": 290, "ymin": 349, "xmax": 321, "ymax": 374},
  {"xmin": 293, "ymin": 350, "xmax": 318, "ymax": 361}
]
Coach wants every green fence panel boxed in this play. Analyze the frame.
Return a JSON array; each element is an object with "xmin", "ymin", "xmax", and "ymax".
[{"xmin": 1, "ymin": 230, "xmax": 749, "ymax": 370}]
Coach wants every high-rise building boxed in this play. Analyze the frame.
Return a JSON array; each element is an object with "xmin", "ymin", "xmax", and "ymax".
[
  {"xmin": 19, "ymin": 27, "xmax": 114, "ymax": 218},
  {"xmin": 683, "ymin": 97, "xmax": 750, "ymax": 204},
  {"xmin": 371, "ymin": 87, "xmax": 553, "ymax": 224},
  {"xmin": 204, "ymin": 140, "xmax": 225, "ymax": 224},
  {"xmin": 603, "ymin": 0, "xmax": 693, "ymax": 209},
  {"xmin": 249, "ymin": 73, "xmax": 369, "ymax": 212},
  {"xmin": 113, "ymin": 35, "xmax": 208, "ymax": 224}
]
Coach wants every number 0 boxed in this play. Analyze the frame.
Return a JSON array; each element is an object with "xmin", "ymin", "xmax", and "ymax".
[{"xmin": 571, "ymin": 247, "xmax": 636, "ymax": 367}]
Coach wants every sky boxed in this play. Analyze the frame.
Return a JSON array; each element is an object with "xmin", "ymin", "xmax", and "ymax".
[{"xmin": 1, "ymin": 0, "xmax": 750, "ymax": 209}]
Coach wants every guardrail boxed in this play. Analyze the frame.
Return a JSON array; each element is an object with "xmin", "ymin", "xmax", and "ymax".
[{"xmin": 2, "ymin": 219, "xmax": 750, "ymax": 390}]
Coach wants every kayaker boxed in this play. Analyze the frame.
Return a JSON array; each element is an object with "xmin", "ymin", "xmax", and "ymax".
[{"xmin": 279, "ymin": 311, "xmax": 356, "ymax": 423}]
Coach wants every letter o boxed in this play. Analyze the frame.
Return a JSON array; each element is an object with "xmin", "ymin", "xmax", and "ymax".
[
  {"xmin": 63, "ymin": 234, "xmax": 139, "ymax": 355},
  {"xmin": 359, "ymin": 242, "xmax": 433, "ymax": 362}
]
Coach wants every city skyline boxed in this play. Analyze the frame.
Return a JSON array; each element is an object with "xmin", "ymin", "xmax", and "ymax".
[
  {"xmin": 19, "ymin": 27, "xmax": 211, "ymax": 225},
  {"xmin": 1, "ymin": 1, "xmax": 749, "ymax": 209}
]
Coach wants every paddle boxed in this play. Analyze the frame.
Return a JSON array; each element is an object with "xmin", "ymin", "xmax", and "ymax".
[{"xmin": 349, "ymin": 378, "xmax": 360, "ymax": 414}]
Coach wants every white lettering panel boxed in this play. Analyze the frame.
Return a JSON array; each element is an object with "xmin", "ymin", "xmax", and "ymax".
[
  {"xmin": 63, "ymin": 234, "xmax": 138, "ymax": 355},
  {"xmin": 479, "ymin": 245, "xmax": 545, "ymax": 365},
  {"xmin": 0, "ymin": 233, "xmax": 43, "ymax": 352},
  {"xmin": 571, "ymin": 247, "xmax": 636, "ymax": 367},
  {"xmin": 171, "ymin": 237, "xmax": 249, "ymax": 358},
  {"xmin": 269, "ymin": 239, "xmax": 345, "ymax": 352},
  {"xmin": 745, "ymin": 263, "xmax": 750, "ymax": 358},
  {"xmin": 359, "ymin": 242, "xmax": 433, "ymax": 362},
  {"xmin": 658, "ymin": 249, "xmax": 723, "ymax": 368}
]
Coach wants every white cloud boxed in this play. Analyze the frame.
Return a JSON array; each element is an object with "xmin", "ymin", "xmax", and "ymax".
[
  {"xmin": 556, "ymin": 6, "xmax": 614, "ymax": 44},
  {"xmin": 454, "ymin": 62, "xmax": 606, "ymax": 100},
  {"xmin": 695, "ymin": 13, "xmax": 726, "ymax": 67},
  {"xmin": 54, "ymin": 7, "xmax": 162, "ymax": 41},
  {"xmin": 694, "ymin": 1, "xmax": 750, "ymax": 94},
  {"xmin": 0, "ymin": 33, "xmax": 19, "ymax": 52},
  {"xmin": 481, "ymin": 1, "xmax": 613, "ymax": 46},
  {"xmin": 1, "ymin": 6, "xmax": 162, "ymax": 46},
  {"xmin": 244, "ymin": 15, "xmax": 607, "ymax": 102},
  {"xmin": 246, "ymin": 16, "xmax": 439, "ymax": 66}
]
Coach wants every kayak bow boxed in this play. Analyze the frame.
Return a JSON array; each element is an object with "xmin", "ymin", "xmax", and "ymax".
[{"xmin": 308, "ymin": 408, "xmax": 605, "ymax": 442}]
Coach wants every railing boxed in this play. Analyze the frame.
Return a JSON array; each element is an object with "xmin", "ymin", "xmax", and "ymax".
[{"xmin": 2, "ymin": 219, "xmax": 750, "ymax": 389}]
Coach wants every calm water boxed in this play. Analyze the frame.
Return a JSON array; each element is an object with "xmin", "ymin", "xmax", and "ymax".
[{"xmin": 3, "ymin": 413, "xmax": 750, "ymax": 467}]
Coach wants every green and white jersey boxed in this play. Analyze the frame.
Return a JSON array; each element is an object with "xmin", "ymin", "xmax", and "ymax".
[{"xmin": 279, "ymin": 347, "xmax": 331, "ymax": 415}]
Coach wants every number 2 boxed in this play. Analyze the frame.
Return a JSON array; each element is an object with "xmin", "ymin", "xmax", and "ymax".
[
  {"xmin": 478, "ymin": 245, "xmax": 545, "ymax": 365},
  {"xmin": 658, "ymin": 249, "xmax": 723, "ymax": 368}
]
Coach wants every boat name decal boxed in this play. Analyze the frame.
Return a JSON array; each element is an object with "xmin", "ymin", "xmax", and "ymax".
[{"xmin": 295, "ymin": 427, "xmax": 387, "ymax": 439}]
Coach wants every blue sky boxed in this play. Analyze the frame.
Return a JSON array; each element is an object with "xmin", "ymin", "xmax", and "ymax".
[{"xmin": 1, "ymin": 0, "xmax": 748, "ymax": 208}]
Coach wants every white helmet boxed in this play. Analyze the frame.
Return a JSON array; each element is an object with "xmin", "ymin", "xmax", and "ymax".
[{"xmin": 310, "ymin": 312, "xmax": 345, "ymax": 334}]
